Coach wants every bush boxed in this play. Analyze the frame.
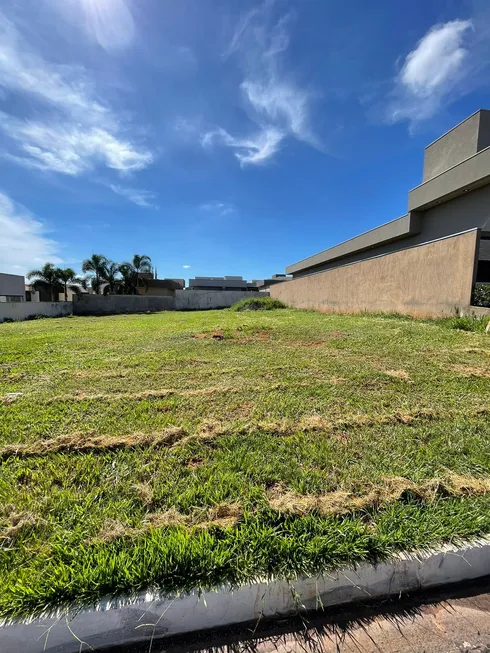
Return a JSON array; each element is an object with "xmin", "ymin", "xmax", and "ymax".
[
  {"xmin": 472, "ymin": 284, "xmax": 490, "ymax": 308},
  {"xmin": 231, "ymin": 297, "xmax": 287, "ymax": 312},
  {"xmin": 25, "ymin": 314, "xmax": 50, "ymax": 321},
  {"xmin": 439, "ymin": 315, "xmax": 489, "ymax": 332},
  {"xmin": 1, "ymin": 317, "xmax": 14, "ymax": 324}
]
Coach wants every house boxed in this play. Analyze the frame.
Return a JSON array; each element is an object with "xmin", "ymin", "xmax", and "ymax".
[
  {"xmin": 0, "ymin": 273, "xmax": 25, "ymax": 302},
  {"xmin": 251, "ymin": 274, "xmax": 292, "ymax": 291},
  {"xmin": 188, "ymin": 276, "xmax": 259, "ymax": 291},
  {"xmin": 136, "ymin": 277, "xmax": 184, "ymax": 296},
  {"xmin": 270, "ymin": 110, "xmax": 490, "ymax": 316}
]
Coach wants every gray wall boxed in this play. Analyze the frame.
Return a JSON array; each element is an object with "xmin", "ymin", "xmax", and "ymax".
[
  {"xmin": 73, "ymin": 295, "xmax": 175, "ymax": 316},
  {"xmin": 73, "ymin": 291, "xmax": 269, "ymax": 315},
  {"xmin": 0, "ymin": 301, "xmax": 72, "ymax": 322},
  {"xmin": 292, "ymin": 184, "xmax": 490, "ymax": 278},
  {"xmin": 175, "ymin": 290, "xmax": 267, "ymax": 310},
  {"xmin": 423, "ymin": 110, "xmax": 490, "ymax": 181},
  {"xmin": 0, "ymin": 273, "xmax": 25, "ymax": 298}
]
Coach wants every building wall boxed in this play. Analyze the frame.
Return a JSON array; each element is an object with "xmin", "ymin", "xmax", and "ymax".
[
  {"xmin": 422, "ymin": 111, "xmax": 490, "ymax": 181},
  {"xmin": 136, "ymin": 286, "xmax": 174, "ymax": 297},
  {"xmin": 292, "ymin": 185, "xmax": 490, "ymax": 278},
  {"xmin": 0, "ymin": 301, "xmax": 72, "ymax": 322},
  {"xmin": 175, "ymin": 290, "xmax": 267, "ymax": 310},
  {"xmin": 271, "ymin": 230, "xmax": 478, "ymax": 317},
  {"xmin": 0, "ymin": 273, "xmax": 25, "ymax": 299}
]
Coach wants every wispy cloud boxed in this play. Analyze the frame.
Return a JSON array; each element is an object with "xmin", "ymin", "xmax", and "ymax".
[
  {"xmin": 52, "ymin": 0, "xmax": 135, "ymax": 52},
  {"xmin": 0, "ymin": 191, "xmax": 62, "ymax": 275},
  {"xmin": 0, "ymin": 11, "xmax": 152, "ymax": 175},
  {"xmin": 199, "ymin": 200, "xmax": 237, "ymax": 216},
  {"xmin": 109, "ymin": 184, "xmax": 158, "ymax": 208},
  {"xmin": 182, "ymin": 265, "xmax": 191, "ymax": 269},
  {"xmin": 388, "ymin": 20, "xmax": 474, "ymax": 125},
  {"xmin": 202, "ymin": 2, "xmax": 318, "ymax": 166}
]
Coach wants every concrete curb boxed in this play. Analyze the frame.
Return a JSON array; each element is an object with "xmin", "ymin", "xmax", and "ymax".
[{"xmin": 2, "ymin": 539, "xmax": 490, "ymax": 652}]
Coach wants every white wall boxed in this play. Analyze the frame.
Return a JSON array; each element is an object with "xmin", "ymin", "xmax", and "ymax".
[{"xmin": 0, "ymin": 301, "xmax": 72, "ymax": 322}]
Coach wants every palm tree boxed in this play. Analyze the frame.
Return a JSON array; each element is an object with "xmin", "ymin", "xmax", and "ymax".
[
  {"xmin": 27, "ymin": 263, "xmax": 61, "ymax": 302},
  {"xmin": 132, "ymin": 254, "xmax": 152, "ymax": 276},
  {"xmin": 81, "ymin": 254, "xmax": 108, "ymax": 294},
  {"xmin": 101, "ymin": 261, "xmax": 120, "ymax": 295},
  {"xmin": 118, "ymin": 262, "xmax": 138, "ymax": 295},
  {"xmin": 56, "ymin": 267, "xmax": 77, "ymax": 301}
]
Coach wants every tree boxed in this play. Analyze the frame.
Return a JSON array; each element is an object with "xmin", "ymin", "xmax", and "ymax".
[
  {"xmin": 101, "ymin": 262, "xmax": 120, "ymax": 295},
  {"xmin": 27, "ymin": 263, "xmax": 61, "ymax": 302},
  {"xmin": 56, "ymin": 267, "xmax": 77, "ymax": 301},
  {"xmin": 81, "ymin": 254, "xmax": 108, "ymax": 294},
  {"xmin": 132, "ymin": 254, "xmax": 152, "ymax": 275},
  {"xmin": 118, "ymin": 262, "xmax": 138, "ymax": 295}
]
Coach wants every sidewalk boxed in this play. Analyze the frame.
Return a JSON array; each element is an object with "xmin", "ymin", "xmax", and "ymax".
[{"xmin": 110, "ymin": 578, "xmax": 490, "ymax": 653}]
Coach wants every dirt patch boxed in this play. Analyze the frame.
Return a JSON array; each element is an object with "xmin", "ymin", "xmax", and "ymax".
[{"xmin": 192, "ymin": 332, "xmax": 224, "ymax": 340}]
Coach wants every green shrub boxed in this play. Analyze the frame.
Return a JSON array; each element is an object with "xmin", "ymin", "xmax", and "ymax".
[
  {"xmin": 25, "ymin": 314, "xmax": 50, "ymax": 321},
  {"xmin": 439, "ymin": 315, "xmax": 489, "ymax": 332},
  {"xmin": 1, "ymin": 317, "xmax": 14, "ymax": 324},
  {"xmin": 472, "ymin": 284, "xmax": 490, "ymax": 308},
  {"xmin": 231, "ymin": 297, "xmax": 287, "ymax": 312}
]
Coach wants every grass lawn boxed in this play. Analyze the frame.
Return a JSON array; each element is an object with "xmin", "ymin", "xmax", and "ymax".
[{"xmin": 1, "ymin": 308, "xmax": 490, "ymax": 619}]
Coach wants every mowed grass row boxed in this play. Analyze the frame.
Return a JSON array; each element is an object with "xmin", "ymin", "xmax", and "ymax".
[{"xmin": 1, "ymin": 309, "xmax": 490, "ymax": 618}]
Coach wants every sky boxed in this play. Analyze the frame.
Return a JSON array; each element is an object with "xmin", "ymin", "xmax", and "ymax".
[{"xmin": 2, "ymin": 0, "xmax": 490, "ymax": 281}]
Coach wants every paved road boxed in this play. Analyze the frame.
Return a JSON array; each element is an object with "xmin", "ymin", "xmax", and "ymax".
[{"xmin": 110, "ymin": 579, "xmax": 490, "ymax": 653}]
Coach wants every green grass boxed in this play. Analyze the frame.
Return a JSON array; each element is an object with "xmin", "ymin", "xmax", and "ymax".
[{"xmin": 1, "ymin": 308, "xmax": 490, "ymax": 619}]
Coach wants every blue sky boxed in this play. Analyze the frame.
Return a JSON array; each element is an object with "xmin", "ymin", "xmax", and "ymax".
[{"xmin": 1, "ymin": 0, "xmax": 490, "ymax": 280}]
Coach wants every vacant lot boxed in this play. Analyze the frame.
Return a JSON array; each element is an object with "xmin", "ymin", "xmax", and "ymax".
[{"xmin": 1, "ymin": 309, "xmax": 490, "ymax": 619}]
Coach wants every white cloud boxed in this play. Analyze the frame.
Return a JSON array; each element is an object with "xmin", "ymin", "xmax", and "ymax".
[
  {"xmin": 199, "ymin": 200, "xmax": 237, "ymax": 216},
  {"xmin": 0, "ymin": 191, "xmax": 62, "ymax": 276},
  {"xmin": 0, "ymin": 11, "xmax": 152, "ymax": 175},
  {"xmin": 202, "ymin": 2, "xmax": 318, "ymax": 166},
  {"xmin": 51, "ymin": 0, "xmax": 135, "ymax": 51},
  {"xmin": 182, "ymin": 265, "xmax": 191, "ymax": 269},
  {"xmin": 389, "ymin": 20, "xmax": 474, "ymax": 124},
  {"xmin": 109, "ymin": 184, "xmax": 158, "ymax": 208}
]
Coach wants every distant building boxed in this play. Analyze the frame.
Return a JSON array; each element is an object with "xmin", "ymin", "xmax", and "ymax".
[
  {"xmin": 188, "ymin": 276, "xmax": 258, "ymax": 291},
  {"xmin": 136, "ymin": 277, "xmax": 184, "ymax": 296},
  {"xmin": 0, "ymin": 273, "xmax": 25, "ymax": 302},
  {"xmin": 251, "ymin": 274, "xmax": 292, "ymax": 291}
]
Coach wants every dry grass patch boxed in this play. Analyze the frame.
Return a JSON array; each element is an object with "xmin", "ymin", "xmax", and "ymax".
[
  {"xmin": 0, "ymin": 427, "xmax": 187, "ymax": 460},
  {"xmin": 451, "ymin": 365, "xmax": 490, "ymax": 378},
  {"xmin": 95, "ymin": 503, "xmax": 242, "ymax": 543},
  {"xmin": 268, "ymin": 474, "xmax": 490, "ymax": 517},
  {"xmin": 0, "ymin": 511, "xmax": 42, "ymax": 543},
  {"xmin": 383, "ymin": 370, "xmax": 412, "ymax": 382}
]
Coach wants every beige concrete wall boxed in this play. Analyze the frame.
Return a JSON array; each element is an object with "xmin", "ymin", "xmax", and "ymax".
[{"xmin": 271, "ymin": 230, "xmax": 478, "ymax": 317}]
